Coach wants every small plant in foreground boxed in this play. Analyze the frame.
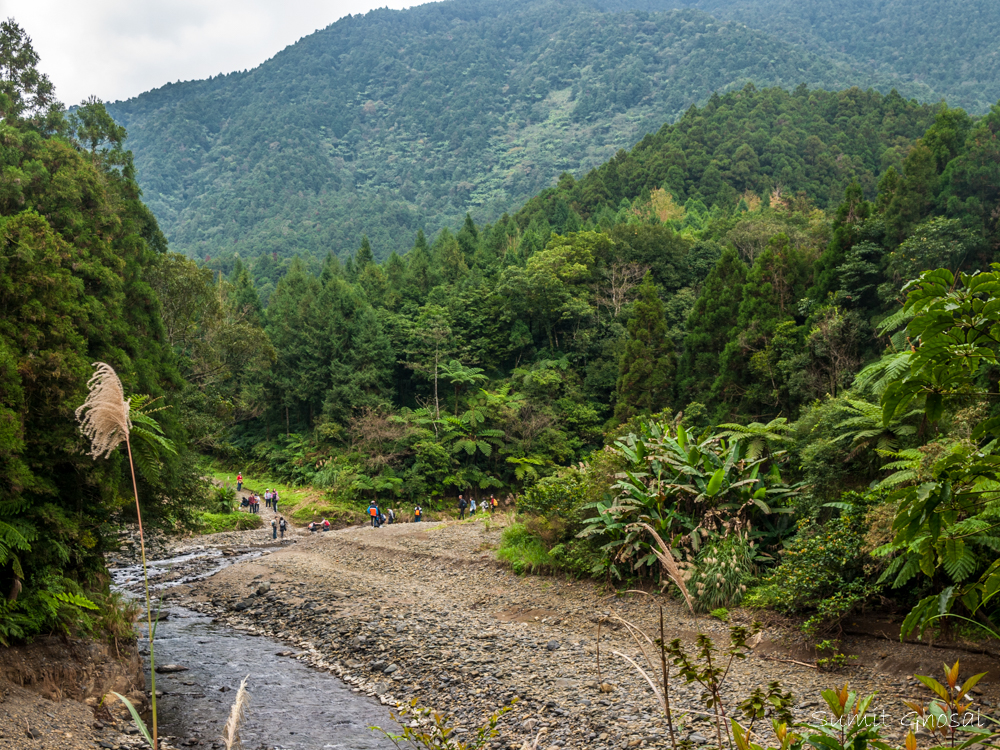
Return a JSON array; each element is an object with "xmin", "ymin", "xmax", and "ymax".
[
  {"xmin": 800, "ymin": 683, "xmax": 890, "ymax": 750},
  {"xmin": 371, "ymin": 697, "xmax": 517, "ymax": 749},
  {"xmin": 903, "ymin": 660, "xmax": 995, "ymax": 748}
]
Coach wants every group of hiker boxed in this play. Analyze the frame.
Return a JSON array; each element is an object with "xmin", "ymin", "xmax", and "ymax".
[
  {"xmin": 235, "ymin": 473, "xmax": 288, "ymax": 540},
  {"xmin": 367, "ymin": 502, "xmax": 395, "ymax": 527},
  {"xmin": 457, "ymin": 493, "xmax": 499, "ymax": 520},
  {"xmin": 236, "ymin": 473, "xmax": 502, "ymax": 537},
  {"xmin": 364, "ymin": 493, "xmax": 499, "ymax": 527},
  {"xmin": 240, "ymin": 488, "xmax": 280, "ymax": 514}
]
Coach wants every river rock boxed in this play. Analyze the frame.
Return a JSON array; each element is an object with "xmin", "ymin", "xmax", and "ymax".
[
  {"xmin": 546, "ymin": 640, "xmax": 561, "ymax": 650},
  {"xmin": 155, "ymin": 664, "xmax": 189, "ymax": 673}
]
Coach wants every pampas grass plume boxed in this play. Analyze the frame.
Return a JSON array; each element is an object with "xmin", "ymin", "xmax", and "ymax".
[
  {"xmin": 222, "ymin": 676, "xmax": 250, "ymax": 750},
  {"xmin": 75, "ymin": 362, "xmax": 131, "ymax": 458}
]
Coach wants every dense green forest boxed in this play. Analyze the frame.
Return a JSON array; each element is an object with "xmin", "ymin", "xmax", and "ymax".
[
  {"xmin": 0, "ymin": 22, "xmax": 205, "ymax": 643},
  {"xmin": 631, "ymin": 0, "xmax": 1000, "ymax": 114},
  {"xmin": 4, "ymin": 14, "xmax": 1000, "ymax": 648},
  {"xmin": 104, "ymin": 0, "xmax": 937, "ymax": 268}
]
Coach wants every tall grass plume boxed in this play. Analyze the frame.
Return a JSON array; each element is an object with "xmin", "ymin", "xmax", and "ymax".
[
  {"xmin": 76, "ymin": 362, "xmax": 159, "ymax": 748},
  {"xmin": 222, "ymin": 675, "xmax": 250, "ymax": 750}
]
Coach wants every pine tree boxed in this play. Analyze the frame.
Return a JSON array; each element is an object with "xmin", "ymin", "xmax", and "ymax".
[
  {"xmin": 613, "ymin": 273, "xmax": 675, "ymax": 423},
  {"xmin": 676, "ymin": 248, "xmax": 747, "ymax": 406},
  {"xmin": 356, "ymin": 235, "xmax": 375, "ymax": 268}
]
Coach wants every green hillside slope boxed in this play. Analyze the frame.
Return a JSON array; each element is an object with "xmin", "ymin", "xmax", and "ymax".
[
  {"xmin": 628, "ymin": 0, "xmax": 1000, "ymax": 113},
  {"xmin": 106, "ymin": 0, "xmax": 908, "ymax": 264}
]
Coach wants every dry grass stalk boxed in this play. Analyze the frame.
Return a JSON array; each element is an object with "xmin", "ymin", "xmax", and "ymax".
[
  {"xmin": 76, "ymin": 362, "xmax": 158, "ymax": 749},
  {"xmin": 633, "ymin": 522, "xmax": 695, "ymax": 614},
  {"xmin": 222, "ymin": 675, "xmax": 250, "ymax": 750},
  {"xmin": 75, "ymin": 362, "xmax": 131, "ymax": 458}
]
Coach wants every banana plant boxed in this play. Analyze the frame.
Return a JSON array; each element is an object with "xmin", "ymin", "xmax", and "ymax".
[{"xmin": 584, "ymin": 417, "xmax": 799, "ymax": 579}]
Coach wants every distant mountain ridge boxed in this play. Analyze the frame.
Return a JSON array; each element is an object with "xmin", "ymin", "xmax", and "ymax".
[{"xmin": 106, "ymin": 0, "xmax": 948, "ymax": 264}]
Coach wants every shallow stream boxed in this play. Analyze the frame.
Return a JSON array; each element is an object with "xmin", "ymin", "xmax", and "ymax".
[{"xmin": 113, "ymin": 548, "xmax": 396, "ymax": 750}]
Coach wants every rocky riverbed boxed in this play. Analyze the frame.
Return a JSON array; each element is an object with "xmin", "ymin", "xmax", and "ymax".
[{"xmin": 152, "ymin": 514, "xmax": 1000, "ymax": 750}]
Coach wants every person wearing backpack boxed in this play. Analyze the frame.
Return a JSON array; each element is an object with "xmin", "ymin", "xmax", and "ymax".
[
  {"xmin": 458, "ymin": 494, "xmax": 468, "ymax": 520},
  {"xmin": 279, "ymin": 517, "xmax": 287, "ymax": 539},
  {"xmin": 368, "ymin": 500, "xmax": 379, "ymax": 528},
  {"xmin": 469, "ymin": 497, "xmax": 477, "ymax": 515},
  {"xmin": 236, "ymin": 473, "xmax": 243, "ymax": 492},
  {"xmin": 271, "ymin": 517, "xmax": 278, "ymax": 540},
  {"xmin": 414, "ymin": 505, "xmax": 422, "ymax": 523},
  {"xmin": 272, "ymin": 492, "xmax": 279, "ymax": 513},
  {"xmin": 387, "ymin": 508, "xmax": 395, "ymax": 524}
]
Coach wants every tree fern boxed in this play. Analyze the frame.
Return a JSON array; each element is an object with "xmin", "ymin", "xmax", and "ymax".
[{"xmin": 942, "ymin": 538, "xmax": 977, "ymax": 581}]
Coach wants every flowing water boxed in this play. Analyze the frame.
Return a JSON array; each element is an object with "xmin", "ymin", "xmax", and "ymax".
[{"xmin": 113, "ymin": 549, "xmax": 396, "ymax": 750}]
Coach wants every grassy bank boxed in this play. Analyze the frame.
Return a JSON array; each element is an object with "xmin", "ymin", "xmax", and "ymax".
[
  {"xmin": 196, "ymin": 512, "xmax": 264, "ymax": 533},
  {"xmin": 199, "ymin": 460, "xmax": 367, "ymax": 526}
]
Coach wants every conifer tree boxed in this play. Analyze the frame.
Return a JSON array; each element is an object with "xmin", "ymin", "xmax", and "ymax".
[
  {"xmin": 676, "ymin": 248, "xmax": 747, "ymax": 406},
  {"xmin": 356, "ymin": 235, "xmax": 375, "ymax": 268},
  {"xmin": 613, "ymin": 273, "xmax": 674, "ymax": 423}
]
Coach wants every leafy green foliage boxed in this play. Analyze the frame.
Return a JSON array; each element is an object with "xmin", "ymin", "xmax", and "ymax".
[{"xmin": 746, "ymin": 493, "xmax": 881, "ymax": 631}]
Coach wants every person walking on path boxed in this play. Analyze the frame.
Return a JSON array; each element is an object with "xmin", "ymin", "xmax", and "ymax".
[
  {"xmin": 265, "ymin": 489, "xmax": 271, "ymax": 510},
  {"xmin": 272, "ymin": 492, "xmax": 279, "ymax": 514},
  {"xmin": 236, "ymin": 473, "xmax": 243, "ymax": 492},
  {"xmin": 271, "ymin": 517, "xmax": 278, "ymax": 540},
  {"xmin": 490, "ymin": 495, "xmax": 498, "ymax": 513},
  {"xmin": 368, "ymin": 500, "xmax": 380, "ymax": 528},
  {"xmin": 458, "ymin": 494, "xmax": 468, "ymax": 520},
  {"xmin": 470, "ymin": 497, "xmax": 477, "ymax": 515},
  {"xmin": 279, "ymin": 517, "xmax": 287, "ymax": 539},
  {"xmin": 414, "ymin": 505, "xmax": 422, "ymax": 523},
  {"xmin": 387, "ymin": 508, "xmax": 395, "ymax": 524}
]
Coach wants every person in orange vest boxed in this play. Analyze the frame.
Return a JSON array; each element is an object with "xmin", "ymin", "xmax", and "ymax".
[
  {"xmin": 236, "ymin": 473, "xmax": 243, "ymax": 492},
  {"xmin": 368, "ymin": 500, "xmax": 380, "ymax": 528}
]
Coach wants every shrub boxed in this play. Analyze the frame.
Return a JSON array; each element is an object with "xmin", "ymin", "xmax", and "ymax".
[
  {"xmin": 519, "ymin": 467, "xmax": 587, "ymax": 520},
  {"xmin": 212, "ymin": 485, "xmax": 237, "ymax": 514},
  {"xmin": 496, "ymin": 523, "xmax": 553, "ymax": 575},
  {"xmin": 684, "ymin": 533, "xmax": 757, "ymax": 612},
  {"xmin": 744, "ymin": 491, "xmax": 882, "ymax": 631}
]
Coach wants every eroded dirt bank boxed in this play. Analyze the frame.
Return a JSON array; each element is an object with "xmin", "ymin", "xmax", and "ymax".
[
  {"xmin": 166, "ymin": 516, "xmax": 1000, "ymax": 750},
  {"xmin": 0, "ymin": 634, "xmax": 147, "ymax": 750}
]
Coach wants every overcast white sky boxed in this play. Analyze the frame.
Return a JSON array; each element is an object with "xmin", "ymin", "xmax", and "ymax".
[{"xmin": 1, "ymin": 0, "xmax": 416, "ymax": 105}]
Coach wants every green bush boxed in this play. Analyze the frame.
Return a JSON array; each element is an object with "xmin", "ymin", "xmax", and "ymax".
[
  {"xmin": 496, "ymin": 523, "xmax": 553, "ymax": 575},
  {"xmin": 211, "ymin": 485, "xmax": 237, "ymax": 514},
  {"xmin": 743, "ymin": 491, "xmax": 882, "ymax": 631},
  {"xmin": 687, "ymin": 533, "xmax": 757, "ymax": 612},
  {"xmin": 519, "ymin": 468, "xmax": 587, "ymax": 520}
]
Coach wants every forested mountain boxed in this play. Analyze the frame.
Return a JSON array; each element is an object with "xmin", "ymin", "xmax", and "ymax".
[
  {"xmin": 105, "ymin": 0, "xmax": 919, "ymax": 266},
  {"xmin": 7, "ymin": 7, "xmax": 1000, "ymax": 649},
  {"xmin": 635, "ymin": 0, "xmax": 1000, "ymax": 114}
]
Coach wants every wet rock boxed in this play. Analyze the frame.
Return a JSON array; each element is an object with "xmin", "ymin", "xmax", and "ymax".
[
  {"xmin": 546, "ymin": 641, "xmax": 561, "ymax": 651},
  {"xmin": 155, "ymin": 664, "xmax": 189, "ymax": 674}
]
